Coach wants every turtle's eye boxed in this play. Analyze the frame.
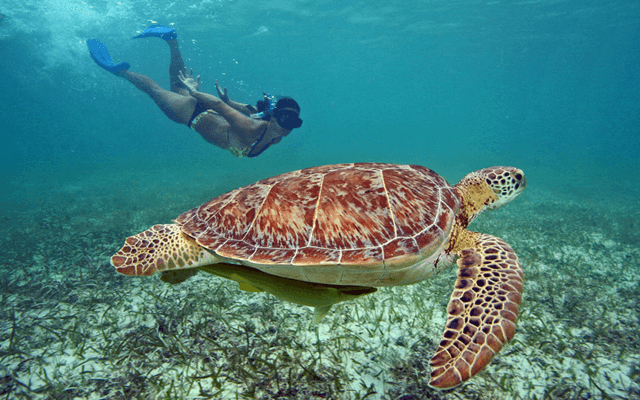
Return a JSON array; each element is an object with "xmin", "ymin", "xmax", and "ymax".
[{"xmin": 511, "ymin": 170, "xmax": 526, "ymax": 189}]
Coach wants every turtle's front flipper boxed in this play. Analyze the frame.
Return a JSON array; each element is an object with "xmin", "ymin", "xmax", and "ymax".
[
  {"xmin": 111, "ymin": 224, "xmax": 218, "ymax": 276},
  {"xmin": 429, "ymin": 233, "xmax": 524, "ymax": 389}
]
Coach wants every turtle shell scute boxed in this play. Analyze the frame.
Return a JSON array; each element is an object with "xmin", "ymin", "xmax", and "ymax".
[{"xmin": 175, "ymin": 163, "xmax": 460, "ymax": 269}]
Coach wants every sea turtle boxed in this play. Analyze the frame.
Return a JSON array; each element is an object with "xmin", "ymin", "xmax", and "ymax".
[{"xmin": 111, "ymin": 163, "xmax": 526, "ymax": 388}]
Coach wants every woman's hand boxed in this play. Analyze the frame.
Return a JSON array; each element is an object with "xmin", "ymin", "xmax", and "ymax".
[
  {"xmin": 216, "ymin": 80, "xmax": 229, "ymax": 103},
  {"xmin": 178, "ymin": 68, "xmax": 201, "ymax": 94}
]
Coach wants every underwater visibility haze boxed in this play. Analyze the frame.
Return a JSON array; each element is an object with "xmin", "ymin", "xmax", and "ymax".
[{"xmin": 0, "ymin": 0, "xmax": 639, "ymax": 398}]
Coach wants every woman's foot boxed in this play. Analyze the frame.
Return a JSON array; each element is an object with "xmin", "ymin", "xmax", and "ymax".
[
  {"xmin": 132, "ymin": 25, "xmax": 177, "ymax": 41},
  {"xmin": 87, "ymin": 39, "xmax": 130, "ymax": 74}
]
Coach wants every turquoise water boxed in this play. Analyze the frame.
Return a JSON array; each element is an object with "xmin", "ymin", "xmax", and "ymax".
[{"xmin": 1, "ymin": 1, "xmax": 639, "ymax": 398}]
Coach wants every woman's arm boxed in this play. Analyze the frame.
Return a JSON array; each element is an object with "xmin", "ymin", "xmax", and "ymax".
[
  {"xmin": 228, "ymin": 99, "xmax": 258, "ymax": 115},
  {"xmin": 193, "ymin": 91, "xmax": 258, "ymax": 134},
  {"xmin": 216, "ymin": 80, "xmax": 258, "ymax": 115},
  {"xmin": 179, "ymin": 70, "xmax": 261, "ymax": 134}
]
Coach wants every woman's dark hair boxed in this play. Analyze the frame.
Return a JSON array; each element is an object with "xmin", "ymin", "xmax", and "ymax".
[
  {"xmin": 275, "ymin": 97, "xmax": 300, "ymax": 113},
  {"xmin": 256, "ymin": 99, "xmax": 268, "ymax": 112}
]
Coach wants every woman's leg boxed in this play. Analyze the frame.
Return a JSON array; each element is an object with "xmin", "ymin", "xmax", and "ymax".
[
  {"xmin": 167, "ymin": 39, "xmax": 189, "ymax": 94},
  {"xmin": 117, "ymin": 70, "xmax": 195, "ymax": 125}
]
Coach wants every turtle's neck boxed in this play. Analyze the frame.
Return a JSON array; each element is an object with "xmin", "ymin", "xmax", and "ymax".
[{"xmin": 453, "ymin": 177, "xmax": 497, "ymax": 227}]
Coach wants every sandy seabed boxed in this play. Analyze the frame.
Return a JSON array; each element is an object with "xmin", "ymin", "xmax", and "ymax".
[{"xmin": 1, "ymin": 166, "xmax": 639, "ymax": 400}]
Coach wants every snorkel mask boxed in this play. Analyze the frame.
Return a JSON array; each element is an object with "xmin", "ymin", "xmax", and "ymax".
[
  {"xmin": 247, "ymin": 96, "xmax": 303, "ymax": 158},
  {"xmin": 272, "ymin": 97, "xmax": 303, "ymax": 129},
  {"xmin": 274, "ymin": 106, "xmax": 302, "ymax": 131},
  {"xmin": 251, "ymin": 94, "xmax": 303, "ymax": 130}
]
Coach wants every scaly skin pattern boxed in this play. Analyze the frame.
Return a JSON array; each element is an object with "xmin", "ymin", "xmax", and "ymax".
[{"xmin": 429, "ymin": 233, "xmax": 524, "ymax": 389}]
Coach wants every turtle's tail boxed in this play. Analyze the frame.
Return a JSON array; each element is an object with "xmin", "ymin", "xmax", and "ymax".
[{"xmin": 111, "ymin": 224, "xmax": 217, "ymax": 276}]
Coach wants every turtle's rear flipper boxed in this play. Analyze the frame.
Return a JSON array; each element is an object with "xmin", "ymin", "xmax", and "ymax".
[
  {"xmin": 429, "ymin": 233, "xmax": 524, "ymax": 389},
  {"xmin": 111, "ymin": 224, "xmax": 217, "ymax": 276}
]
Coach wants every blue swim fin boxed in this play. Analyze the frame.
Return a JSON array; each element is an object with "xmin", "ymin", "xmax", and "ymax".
[
  {"xmin": 132, "ymin": 25, "xmax": 177, "ymax": 41},
  {"xmin": 87, "ymin": 39, "xmax": 130, "ymax": 74}
]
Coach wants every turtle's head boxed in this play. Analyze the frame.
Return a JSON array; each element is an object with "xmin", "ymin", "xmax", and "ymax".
[
  {"xmin": 480, "ymin": 166, "xmax": 526, "ymax": 210},
  {"xmin": 455, "ymin": 167, "xmax": 526, "ymax": 222}
]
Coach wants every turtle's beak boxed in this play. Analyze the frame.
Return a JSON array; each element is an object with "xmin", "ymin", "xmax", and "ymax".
[{"xmin": 513, "ymin": 169, "xmax": 526, "ymax": 192}]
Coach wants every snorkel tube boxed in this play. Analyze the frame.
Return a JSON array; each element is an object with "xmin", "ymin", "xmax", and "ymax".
[{"xmin": 251, "ymin": 93, "xmax": 277, "ymax": 120}]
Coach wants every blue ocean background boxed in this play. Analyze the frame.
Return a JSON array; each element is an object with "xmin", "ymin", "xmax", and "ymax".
[
  {"xmin": 2, "ymin": 0, "xmax": 638, "ymax": 201},
  {"xmin": 1, "ymin": 0, "xmax": 639, "ymax": 398}
]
